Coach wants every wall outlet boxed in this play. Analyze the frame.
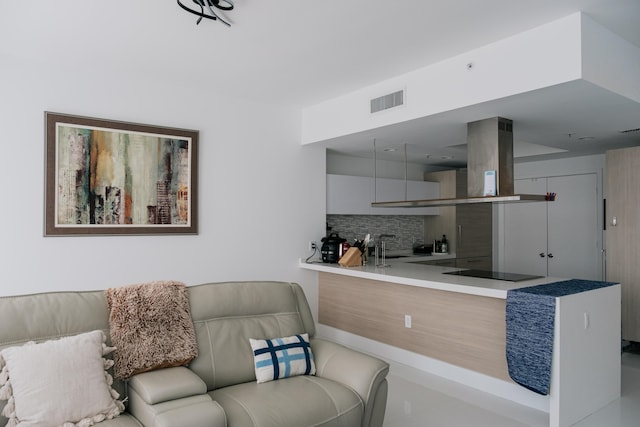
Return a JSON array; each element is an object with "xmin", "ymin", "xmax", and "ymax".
[
  {"xmin": 404, "ymin": 314, "xmax": 412, "ymax": 328},
  {"xmin": 309, "ymin": 241, "xmax": 318, "ymax": 251},
  {"xmin": 584, "ymin": 312, "xmax": 590, "ymax": 329},
  {"xmin": 403, "ymin": 400, "xmax": 412, "ymax": 415}
]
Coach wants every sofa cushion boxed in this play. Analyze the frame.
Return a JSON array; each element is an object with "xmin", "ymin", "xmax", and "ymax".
[
  {"xmin": 89, "ymin": 414, "xmax": 144, "ymax": 427},
  {"xmin": 211, "ymin": 375, "xmax": 363, "ymax": 427},
  {"xmin": 128, "ymin": 367, "xmax": 207, "ymax": 405},
  {"xmin": 106, "ymin": 281, "xmax": 198, "ymax": 380},
  {"xmin": 249, "ymin": 334, "xmax": 316, "ymax": 383},
  {"xmin": 0, "ymin": 330, "xmax": 124, "ymax": 426}
]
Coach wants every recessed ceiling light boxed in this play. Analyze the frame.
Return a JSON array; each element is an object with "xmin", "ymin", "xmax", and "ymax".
[
  {"xmin": 383, "ymin": 148, "xmax": 396, "ymax": 152},
  {"xmin": 578, "ymin": 136, "xmax": 595, "ymax": 141},
  {"xmin": 440, "ymin": 156, "xmax": 453, "ymax": 160}
]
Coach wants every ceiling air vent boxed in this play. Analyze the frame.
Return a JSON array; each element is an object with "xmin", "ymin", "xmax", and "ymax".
[{"xmin": 370, "ymin": 89, "xmax": 404, "ymax": 113}]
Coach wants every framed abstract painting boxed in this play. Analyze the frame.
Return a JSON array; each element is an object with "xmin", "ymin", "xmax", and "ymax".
[{"xmin": 44, "ymin": 112, "xmax": 198, "ymax": 236}]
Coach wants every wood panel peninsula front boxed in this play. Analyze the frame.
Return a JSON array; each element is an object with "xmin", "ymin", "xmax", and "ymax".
[{"xmin": 300, "ymin": 257, "xmax": 621, "ymax": 427}]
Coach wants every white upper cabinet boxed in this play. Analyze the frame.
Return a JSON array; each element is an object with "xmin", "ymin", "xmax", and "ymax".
[{"xmin": 327, "ymin": 174, "xmax": 439, "ymax": 215}]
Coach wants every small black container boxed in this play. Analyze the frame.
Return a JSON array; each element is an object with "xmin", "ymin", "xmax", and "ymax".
[{"xmin": 321, "ymin": 233, "xmax": 346, "ymax": 263}]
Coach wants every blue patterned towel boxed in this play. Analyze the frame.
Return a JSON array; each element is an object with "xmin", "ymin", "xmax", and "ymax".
[{"xmin": 506, "ymin": 279, "xmax": 616, "ymax": 395}]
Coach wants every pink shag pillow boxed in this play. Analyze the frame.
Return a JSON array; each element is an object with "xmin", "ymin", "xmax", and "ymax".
[{"xmin": 106, "ymin": 281, "xmax": 198, "ymax": 380}]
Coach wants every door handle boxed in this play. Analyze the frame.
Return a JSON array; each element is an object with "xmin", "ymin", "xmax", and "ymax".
[
  {"xmin": 547, "ymin": 253, "xmax": 554, "ymax": 258},
  {"xmin": 539, "ymin": 252, "xmax": 546, "ymax": 258}
]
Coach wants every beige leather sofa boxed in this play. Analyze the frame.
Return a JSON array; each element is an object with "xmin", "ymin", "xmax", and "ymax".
[{"xmin": 0, "ymin": 281, "xmax": 389, "ymax": 427}]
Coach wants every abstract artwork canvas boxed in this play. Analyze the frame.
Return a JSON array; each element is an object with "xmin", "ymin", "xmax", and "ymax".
[{"xmin": 45, "ymin": 112, "xmax": 198, "ymax": 235}]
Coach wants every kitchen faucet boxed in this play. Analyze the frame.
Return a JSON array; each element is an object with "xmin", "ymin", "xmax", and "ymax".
[{"xmin": 375, "ymin": 234, "xmax": 396, "ymax": 267}]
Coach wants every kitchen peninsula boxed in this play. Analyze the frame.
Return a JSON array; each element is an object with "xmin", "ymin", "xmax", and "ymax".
[{"xmin": 300, "ymin": 258, "xmax": 621, "ymax": 427}]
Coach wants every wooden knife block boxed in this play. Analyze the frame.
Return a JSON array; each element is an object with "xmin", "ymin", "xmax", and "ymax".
[{"xmin": 338, "ymin": 247, "xmax": 362, "ymax": 267}]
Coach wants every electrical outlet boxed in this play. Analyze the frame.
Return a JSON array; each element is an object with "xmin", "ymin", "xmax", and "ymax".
[
  {"xmin": 404, "ymin": 314, "xmax": 412, "ymax": 328},
  {"xmin": 584, "ymin": 312, "xmax": 590, "ymax": 329},
  {"xmin": 309, "ymin": 241, "xmax": 318, "ymax": 251}
]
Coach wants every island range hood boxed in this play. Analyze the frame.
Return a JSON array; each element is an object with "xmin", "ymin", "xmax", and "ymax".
[{"xmin": 371, "ymin": 117, "xmax": 548, "ymax": 208}]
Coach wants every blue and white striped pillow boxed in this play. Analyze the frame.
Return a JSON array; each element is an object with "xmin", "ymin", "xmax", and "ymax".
[{"xmin": 249, "ymin": 333, "xmax": 316, "ymax": 383}]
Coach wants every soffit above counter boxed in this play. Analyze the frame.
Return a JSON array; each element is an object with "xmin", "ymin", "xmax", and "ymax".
[{"xmin": 303, "ymin": 13, "xmax": 640, "ymax": 165}]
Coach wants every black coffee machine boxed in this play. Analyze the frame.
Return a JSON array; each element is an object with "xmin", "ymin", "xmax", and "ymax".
[{"xmin": 321, "ymin": 233, "xmax": 346, "ymax": 263}]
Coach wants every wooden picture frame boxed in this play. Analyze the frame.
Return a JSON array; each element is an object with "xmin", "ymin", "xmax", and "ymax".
[{"xmin": 44, "ymin": 112, "xmax": 198, "ymax": 236}]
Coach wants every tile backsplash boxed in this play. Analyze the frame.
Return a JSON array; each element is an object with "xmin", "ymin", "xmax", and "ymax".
[{"xmin": 326, "ymin": 214, "xmax": 425, "ymax": 251}]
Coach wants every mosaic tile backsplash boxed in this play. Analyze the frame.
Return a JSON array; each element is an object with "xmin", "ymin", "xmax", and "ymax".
[{"xmin": 326, "ymin": 214, "xmax": 425, "ymax": 251}]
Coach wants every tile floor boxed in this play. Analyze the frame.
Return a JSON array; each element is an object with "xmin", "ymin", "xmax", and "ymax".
[{"xmin": 383, "ymin": 352, "xmax": 640, "ymax": 427}]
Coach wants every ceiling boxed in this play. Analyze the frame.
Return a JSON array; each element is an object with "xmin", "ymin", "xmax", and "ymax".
[
  {"xmin": 2, "ymin": 0, "xmax": 639, "ymax": 166},
  {"xmin": 323, "ymin": 80, "xmax": 640, "ymax": 168}
]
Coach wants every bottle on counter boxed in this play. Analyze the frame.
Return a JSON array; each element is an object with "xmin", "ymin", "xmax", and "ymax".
[{"xmin": 441, "ymin": 235, "xmax": 448, "ymax": 253}]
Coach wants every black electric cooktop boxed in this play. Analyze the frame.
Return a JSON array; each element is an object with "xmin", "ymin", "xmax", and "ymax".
[{"xmin": 443, "ymin": 269, "xmax": 542, "ymax": 282}]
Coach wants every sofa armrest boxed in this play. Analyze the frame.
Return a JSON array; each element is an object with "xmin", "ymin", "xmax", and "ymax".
[
  {"xmin": 311, "ymin": 338, "xmax": 389, "ymax": 427},
  {"xmin": 127, "ymin": 367, "xmax": 225, "ymax": 427},
  {"xmin": 128, "ymin": 367, "xmax": 206, "ymax": 404}
]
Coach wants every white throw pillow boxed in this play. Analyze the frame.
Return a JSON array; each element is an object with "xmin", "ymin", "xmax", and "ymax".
[
  {"xmin": 0, "ymin": 330, "xmax": 124, "ymax": 426},
  {"xmin": 249, "ymin": 333, "xmax": 316, "ymax": 384}
]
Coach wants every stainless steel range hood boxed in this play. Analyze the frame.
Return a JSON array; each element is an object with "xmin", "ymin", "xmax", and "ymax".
[{"xmin": 371, "ymin": 117, "xmax": 548, "ymax": 208}]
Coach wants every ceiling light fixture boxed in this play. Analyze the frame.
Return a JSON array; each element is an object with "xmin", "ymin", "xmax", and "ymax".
[
  {"xmin": 177, "ymin": 0, "xmax": 234, "ymax": 26},
  {"xmin": 620, "ymin": 128, "xmax": 640, "ymax": 134}
]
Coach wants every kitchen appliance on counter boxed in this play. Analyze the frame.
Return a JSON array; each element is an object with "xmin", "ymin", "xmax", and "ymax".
[
  {"xmin": 413, "ymin": 244, "xmax": 433, "ymax": 255},
  {"xmin": 433, "ymin": 235, "xmax": 449, "ymax": 254},
  {"xmin": 443, "ymin": 269, "xmax": 541, "ymax": 282},
  {"xmin": 321, "ymin": 233, "xmax": 346, "ymax": 263}
]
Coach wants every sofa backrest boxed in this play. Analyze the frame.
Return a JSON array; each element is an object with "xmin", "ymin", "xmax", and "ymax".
[
  {"xmin": 187, "ymin": 281, "xmax": 316, "ymax": 390},
  {"xmin": 0, "ymin": 290, "xmax": 110, "ymax": 349},
  {"xmin": 0, "ymin": 280, "xmax": 317, "ymax": 418},
  {"xmin": 0, "ymin": 290, "xmax": 122, "ymax": 424}
]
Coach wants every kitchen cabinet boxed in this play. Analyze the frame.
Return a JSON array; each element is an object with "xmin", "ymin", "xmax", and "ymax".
[
  {"xmin": 501, "ymin": 174, "xmax": 600, "ymax": 280},
  {"xmin": 456, "ymin": 203, "xmax": 492, "ymax": 270},
  {"xmin": 424, "ymin": 170, "xmax": 492, "ymax": 270},
  {"xmin": 606, "ymin": 146, "xmax": 640, "ymax": 342},
  {"xmin": 326, "ymin": 174, "xmax": 439, "ymax": 215},
  {"xmin": 308, "ymin": 266, "xmax": 621, "ymax": 427}
]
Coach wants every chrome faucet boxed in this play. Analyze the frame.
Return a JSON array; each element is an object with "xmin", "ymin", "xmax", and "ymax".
[{"xmin": 375, "ymin": 234, "xmax": 396, "ymax": 267}]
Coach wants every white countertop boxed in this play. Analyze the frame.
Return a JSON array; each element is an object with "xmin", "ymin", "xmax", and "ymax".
[{"xmin": 300, "ymin": 254, "xmax": 559, "ymax": 299}]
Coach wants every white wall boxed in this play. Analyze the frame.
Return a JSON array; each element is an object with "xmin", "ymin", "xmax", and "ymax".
[
  {"xmin": 582, "ymin": 13, "xmax": 640, "ymax": 103},
  {"xmin": 0, "ymin": 51, "xmax": 326, "ymax": 316},
  {"xmin": 513, "ymin": 154, "xmax": 604, "ymax": 179},
  {"xmin": 326, "ymin": 152, "xmax": 428, "ymax": 180}
]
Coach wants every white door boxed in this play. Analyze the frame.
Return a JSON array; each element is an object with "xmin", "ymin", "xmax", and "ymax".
[
  {"xmin": 503, "ymin": 178, "xmax": 548, "ymax": 276},
  {"xmin": 547, "ymin": 174, "xmax": 599, "ymax": 279},
  {"xmin": 503, "ymin": 174, "xmax": 601, "ymax": 280}
]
